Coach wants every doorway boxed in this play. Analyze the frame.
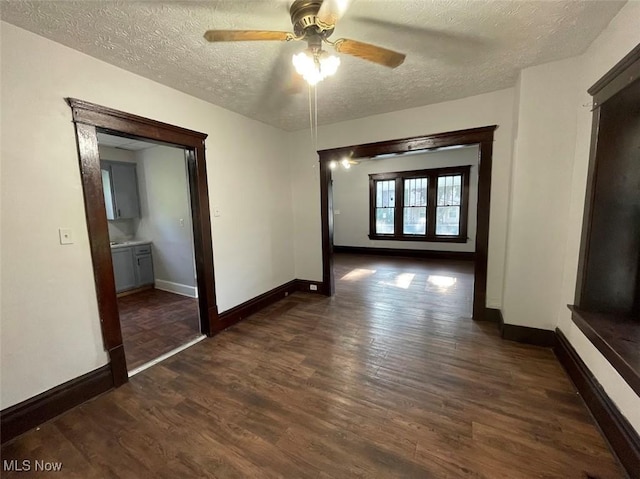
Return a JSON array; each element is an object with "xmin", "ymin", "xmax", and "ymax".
[
  {"xmin": 318, "ymin": 126, "xmax": 497, "ymax": 321},
  {"xmin": 330, "ymin": 146, "xmax": 479, "ymax": 318},
  {"xmin": 97, "ymin": 132, "xmax": 203, "ymax": 375},
  {"xmin": 67, "ymin": 98, "xmax": 219, "ymax": 387}
]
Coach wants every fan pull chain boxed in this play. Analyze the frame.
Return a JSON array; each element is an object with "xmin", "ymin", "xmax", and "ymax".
[
  {"xmin": 308, "ymin": 83, "xmax": 314, "ymax": 147},
  {"xmin": 314, "ymin": 83, "xmax": 319, "ymax": 151},
  {"xmin": 307, "ymin": 83, "xmax": 320, "ymax": 152}
]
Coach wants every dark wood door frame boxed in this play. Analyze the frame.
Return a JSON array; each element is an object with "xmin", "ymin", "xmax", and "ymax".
[
  {"xmin": 66, "ymin": 98, "xmax": 219, "ymax": 386},
  {"xmin": 318, "ymin": 125, "xmax": 498, "ymax": 321}
]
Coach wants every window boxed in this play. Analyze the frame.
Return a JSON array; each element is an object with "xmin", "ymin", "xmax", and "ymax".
[{"xmin": 369, "ymin": 166, "xmax": 470, "ymax": 242}]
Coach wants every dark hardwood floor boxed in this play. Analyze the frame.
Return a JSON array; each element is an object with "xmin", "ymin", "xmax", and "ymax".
[
  {"xmin": 118, "ymin": 289, "xmax": 201, "ymax": 371},
  {"xmin": 1, "ymin": 254, "xmax": 624, "ymax": 477}
]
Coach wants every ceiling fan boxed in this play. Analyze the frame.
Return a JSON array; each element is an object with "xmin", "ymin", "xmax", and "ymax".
[{"xmin": 204, "ymin": 0, "xmax": 406, "ymax": 86}]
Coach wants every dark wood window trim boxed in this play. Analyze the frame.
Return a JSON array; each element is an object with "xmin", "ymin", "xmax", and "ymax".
[
  {"xmin": 318, "ymin": 125, "xmax": 497, "ymax": 321},
  {"xmin": 368, "ymin": 165, "xmax": 470, "ymax": 243},
  {"xmin": 66, "ymin": 98, "xmax": 219, "ymax": 387}
]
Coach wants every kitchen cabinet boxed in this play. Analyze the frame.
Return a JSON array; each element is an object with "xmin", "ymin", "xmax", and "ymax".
[
  {"xmin": 112, "ymin": 247, "xmax": 137, "ymax": 293},
  {"xmin": 101, "ymin": 160, "xmax": 140, "ymax": 219},
  {"xmin": 111, "ymin": 243, "xmax": 154, "ymax": 293},
  {"xmin": 133, "ymin": 244, "xmax": 154, "ymax": 287}
]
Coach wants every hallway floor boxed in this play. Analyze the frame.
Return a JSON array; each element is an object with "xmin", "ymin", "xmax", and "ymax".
[
  {"xmin": 1, "ymin": 254, "xmax": 624, "ymax": 477},
  {"xmin": 119, "ymin": 288, "xmax": 200, "ymax": 371}
]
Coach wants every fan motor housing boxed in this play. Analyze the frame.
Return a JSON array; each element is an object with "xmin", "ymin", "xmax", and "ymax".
[{"xmin": 290, "ymin": 0, "xmax": 333, "ymax": 38}]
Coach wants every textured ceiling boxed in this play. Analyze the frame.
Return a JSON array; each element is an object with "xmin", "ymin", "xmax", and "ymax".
[{"xmin": 1, "ymin": 0, "xmax": 625, "ymax": 131}]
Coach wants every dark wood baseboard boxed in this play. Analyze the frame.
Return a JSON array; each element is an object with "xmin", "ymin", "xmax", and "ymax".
[
  {"xmin": 487, "ymin": 307, "xmax": 556, "ymax": 347},
  {"xmin": 333, "ymin": 245, "xmax": 475, "ymax": 261},
  {"xmin": 218, "ymin": 280, "xmax": 299, "ymax": 329},
  {"xmin": 501, "ymin": 323, "xmax": 556, "ymax": 347},
  {"xmin": 218, "ymin": 279, "xmax": 325, "ymax": 330},
  {"xmin": 484, "ymin": 307, "xmax": 503, "ymax": 324},
  {"xmin": 569, "ymin": 306, "xmax": 640, "ymax": 397},
  {"xmin": 555, "ymin": 328, "xmax": 640, "ymax": 478},
  {"xmin": 0, "ymin": 365, "xmax": 113, "ymax": 445},
  {"xmin": 108, "ymin": 344, "xmax": 128, "ymax": 387},
  {"xmin": 295, "ymin": 279, "xmax": 325, "ymax": 295}
]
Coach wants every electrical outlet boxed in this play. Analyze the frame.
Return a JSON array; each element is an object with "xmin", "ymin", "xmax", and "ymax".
[
  {"xmin": 59, "ymin": 228, "xmax": 74, "ymax": 245},
  {"xmin": 309, "ymin": 284, "xmax": 318, "ymax": 291}
]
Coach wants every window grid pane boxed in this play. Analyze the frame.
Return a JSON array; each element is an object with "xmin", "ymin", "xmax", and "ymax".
[
  {"xmin": 437, "ymin": 175, "xmax": 462, "ymax": 207},
  {"xmin": 436, "ymin": 174, "xmax": 462, "ymax": 236},
  {"xmin": 376, "ymin": 207, "xmax": 395, "ymax": 234},
  {"xmin": 375, "ymin": 180, "xmax": 395, "ymax": 234},
  {"xmin": 403, "ymin": 177, "xmax": 427, "ymax": 234}
]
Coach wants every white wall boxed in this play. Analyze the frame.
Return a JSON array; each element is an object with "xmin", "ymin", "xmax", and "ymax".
[
  {"xmin": 332, "ymin": 147, "xmax": 479, "ymax": 252},
  {"xmin": 135, "ymin": 145, "xmax": 197, "ymax": 291},
  {"xmin": 502, "ymin": 1, "xmax": 640, "ymax": 432},
  {"xmin": 556, "ymin": 2, "xmax": 640, "ymax": 433},
  {"xmin": 0, "ymin": 22, "xmax": 294, "ymax": 409},
  {"xmin": 290, "ymin": 88, "xmax": 515, "ymax": 309},
  {"xmin": 502, "ymin": 56, "xmax": 581, "ymax": 330}
]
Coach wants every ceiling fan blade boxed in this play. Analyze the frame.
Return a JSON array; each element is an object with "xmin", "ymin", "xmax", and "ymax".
[
  {"xmin": 286, "ymin": 71, "xmax": 305, "ymax": 95},
  {"xmin": 204, "ymin": 30, "xmax": 293, "ymax": 42},
  {"xmin": 317, "ymin": 0, "xmax": 353, "ymax": 28},
  {"xmin": 333, "ymin": 38, "xmax": 406, "ymax": 68},
  {"xmin": 350, "ymin": 16, "xmax": 491, "ymax": 63}
]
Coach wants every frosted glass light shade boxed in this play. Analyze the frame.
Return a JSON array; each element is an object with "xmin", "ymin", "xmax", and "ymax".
[{"xmin": 292, "ymin": 49, "xmax": 340, "ymax": 85}]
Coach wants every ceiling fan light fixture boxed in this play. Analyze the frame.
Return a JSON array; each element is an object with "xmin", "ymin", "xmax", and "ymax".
[{"xmin": 292, "ymin": 48, "xmax": 340, "ymax": 85}]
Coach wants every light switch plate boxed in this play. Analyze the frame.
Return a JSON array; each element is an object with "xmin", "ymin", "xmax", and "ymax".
[
  {"xmin": 59, "ymin": 228, "xmax": 74, "ymax": 245},
  {"xmin": 213, "ymin": 207, "xmax": 221, "ymax": 218}
]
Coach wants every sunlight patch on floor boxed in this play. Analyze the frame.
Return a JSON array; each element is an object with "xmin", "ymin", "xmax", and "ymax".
[
  {"xmin": 427, "ymin": 275, "xmax": 457, "ymax": 290},
  {"xmin": 378, "ymin": 272, "xmax": 416, "ymax": 289},
  {"xmin": 340, "ymin": 268, "xmax": 377, "ymax": 281}
]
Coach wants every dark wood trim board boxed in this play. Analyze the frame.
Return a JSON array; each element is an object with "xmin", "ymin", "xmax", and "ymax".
[
  {"xmin": 318, "ymin": 126, "xmax": 497, "ymax": 322},
  {"xmin": 487, "ymin": 307, "xmax": 556, "ymax": 347},
  {"xmin": 218, "ymin": 280, "xmax": 299, "ymax": 329},
  {"xmin": 589, "ymin": 43, "xmax": 640, "ymax": 107},
  {"xmin": 217, "ymin": 279, "xmax": 325, "ymax": 330},
  {"xmin": 500, "ymin": 323, "xmax": 556, "ymax": 347},
  {"xmin": 484, "ymin": 307, "xmax": 503, "ymax": 324},
  {"xmin": 0, "ymin": 365, "xmax": 113, "ymax": 445},
  {"xmin": 569, "ymin": 306, "xmax": 640, "ymax": 397},
  {"xmin": 66, "ymin": 98, "xmax": 218, "ymax": 384},
  {"xmin": 334, "ymin": 245, "xmax": 475, "ymax": 261},
  {"xmin": 296, "ymin": 279, "xmax": 326, "ymax": 294},
  {"xmin": 555, "ymin": 328, "xmax": 640, "ymax": 478}
]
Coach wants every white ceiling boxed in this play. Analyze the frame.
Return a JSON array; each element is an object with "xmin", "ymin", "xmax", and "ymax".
[
  {"xmin": 1, "ymin": 0, "xmax": 625, "ymax": 131},
  {"xmin": 97, "ymin": 132, "xmax": 156, "ymax": 151}
]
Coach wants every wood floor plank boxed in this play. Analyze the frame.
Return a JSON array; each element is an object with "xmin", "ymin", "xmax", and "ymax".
[
  {"xmin": 118, "ymin": 288, "xmax": 201, "ymax": 370},
  {"xmin": 1, "ymin": 254, "xmax": 625, "ymax": 477}
]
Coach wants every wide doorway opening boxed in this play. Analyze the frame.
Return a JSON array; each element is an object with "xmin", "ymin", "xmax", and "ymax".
[
  {"xmin": 68, "ymin": 98, "xmax": 218, "ymax": 386},
  {"xmin": 318, "ymin": 126, "xmax": 496, "ymax": 321},
  {"xmin": 97, "ymin": 132, "xmax": 203, "ymax": 375},
  {"xmin": 331, "ymin": 145, "xmax": 478, "ymax": 319}
]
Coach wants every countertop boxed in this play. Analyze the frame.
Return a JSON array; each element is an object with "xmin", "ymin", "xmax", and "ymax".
[{"xmin": 110, "ymin": 240, "xmax": 151, "ymax": 249}]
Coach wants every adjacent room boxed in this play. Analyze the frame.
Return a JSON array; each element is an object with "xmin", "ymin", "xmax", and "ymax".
[
  {"xmin": 1, "ymin": 0, "xmax": 639, "ymax": 477},
  {"xmin": 98, "ymin": 133, "xmax": 203, "ymax": 373},
  {"xmin": 331, "ymin": 147, "xmax": 478, "ymax": 321}
]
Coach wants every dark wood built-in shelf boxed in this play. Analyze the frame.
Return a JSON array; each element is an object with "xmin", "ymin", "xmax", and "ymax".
[{"xmin": 569, "ymin": 306, "xmax": 640, "ymax": 396}]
